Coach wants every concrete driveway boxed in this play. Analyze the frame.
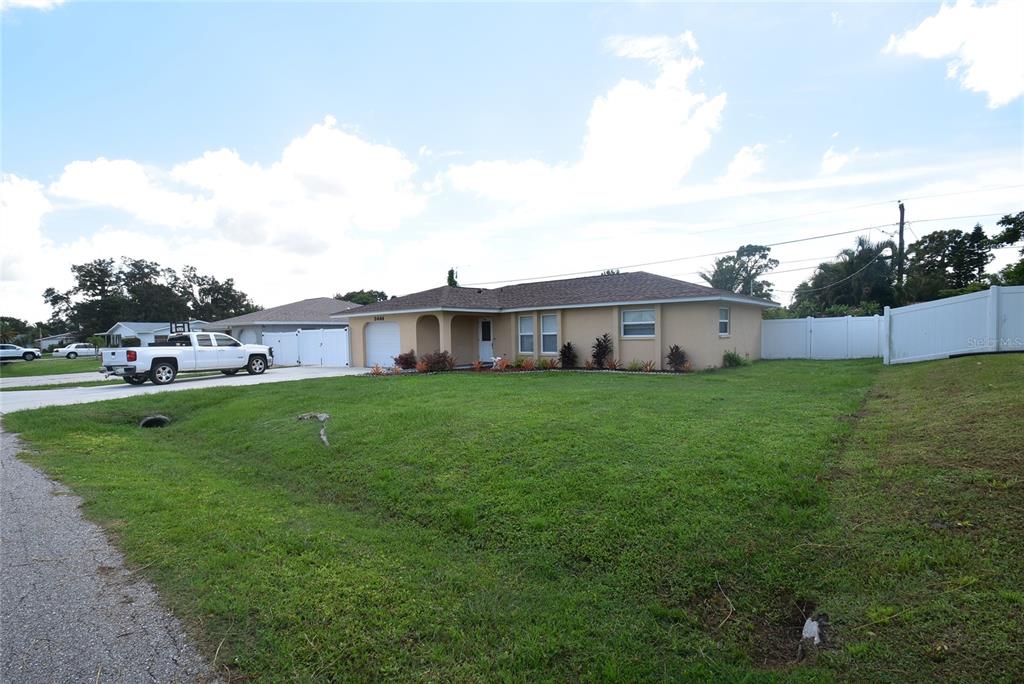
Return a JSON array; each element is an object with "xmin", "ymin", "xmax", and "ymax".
[
  {"xmin": 0, "ymin": 366, "xmax": 368, "ymax": 414},
  {"xmin": 0, "ymin": 372, "xmax": 108, "ymax": 389}
]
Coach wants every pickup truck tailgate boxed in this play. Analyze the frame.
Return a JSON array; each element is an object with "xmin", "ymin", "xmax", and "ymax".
[{"xmin": 102, "ymin": 349, "xmax": 132, "ymax": 366}]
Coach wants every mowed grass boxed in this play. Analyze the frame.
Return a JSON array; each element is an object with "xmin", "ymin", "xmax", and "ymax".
[
  {"xmin": 0, "ymin": 356, "xmax": 101, "ymax": 377},
  {"xmin": 4, "ymin": 358, "xmax": 1021, "ymax": 681}
]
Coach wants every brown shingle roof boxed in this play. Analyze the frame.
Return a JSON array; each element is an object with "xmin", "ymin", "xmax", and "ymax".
[
  {"xmin": 207, "ymin": 297, "xmax": 359, "ymax": 327},
  {"xmin": 346, "ymin": 271, "xmax": 776, "ymax": 315}
]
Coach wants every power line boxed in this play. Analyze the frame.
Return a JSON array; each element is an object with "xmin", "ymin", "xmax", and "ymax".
[
  {"xmin": 652, "ymin": 184, "xmax": 1024, "ymax": 239},
  {"xmin": 773, "ymin": 249, "xmax": 892, "ymax": 294},
  {"xmin": 464, "ymin": 212, "xmax": 1002, "ymax": 287}
]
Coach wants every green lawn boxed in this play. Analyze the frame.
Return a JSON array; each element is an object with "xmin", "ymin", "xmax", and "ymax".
[
  {"xmin": 4, "ymin": 358, "xmax": 1021, "ymax": 682},
  {"xmin": 0, "ymin": 355, "xmax": 101, "ymax": 377}
]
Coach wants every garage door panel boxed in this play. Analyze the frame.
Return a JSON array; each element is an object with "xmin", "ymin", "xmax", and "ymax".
[{"xmin": 365, "ymin": 322, "xmax": 400, "ymax": 367}]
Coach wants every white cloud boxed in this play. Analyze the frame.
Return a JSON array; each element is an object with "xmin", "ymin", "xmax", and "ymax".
[
  {"xmin": 718, "ymin": 144, "xmax": 766, "ymax": 183},
  {"xmin": 820, "ymin": 146, "xmax": 858, "ymax": 175},
  {"xmin": 884, "ymin": 0, "xmax": 1024, "ymax": 107},
  {"xmin": 1, "ymin": 0, "xmax": 64, "ymax": 11},
  {"xmin": 47, "ymin": 116, "xmax": 426, "ymax": 249},
  {"xmin": 0, "ymin": 174, "xmax": 53, "ymax": 283},
  {"xmin": 447, "ymin": 30, "xmax": 727, "ymax": 215},
  {"xmin": 50, "ymin": 158, "xmax": 215, "ymax": 229},
  {"xmin": 830, "ymin": 11, "xmax": 844, "ymax": 28}
]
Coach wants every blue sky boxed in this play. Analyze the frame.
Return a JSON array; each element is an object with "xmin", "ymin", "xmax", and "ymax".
[{"xmin": 2, "ymin": 1, "xmax": 1022, "ymax": 321}]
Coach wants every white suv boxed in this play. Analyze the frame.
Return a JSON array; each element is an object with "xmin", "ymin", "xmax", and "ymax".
[
  {"xmin": 0, "ymin": 344, "xmax": 43, "ymax": 361},
  {"xmin": 52, "ymin": 342, "xmax": 99, "ymax": 359}
]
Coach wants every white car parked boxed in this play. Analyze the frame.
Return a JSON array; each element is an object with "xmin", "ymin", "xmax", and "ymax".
[
  {"xmin": 0, "ymin": 343, "xmax": 43, "ymax": 361},
  {"xmin": 52, "ymin": 342, "xmax": 99, "ymax": 359}
]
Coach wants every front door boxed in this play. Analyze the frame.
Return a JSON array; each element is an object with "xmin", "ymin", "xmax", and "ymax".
[{"xmin": 479, "ymin": 319, "xmax": 493, "ymax": 361}]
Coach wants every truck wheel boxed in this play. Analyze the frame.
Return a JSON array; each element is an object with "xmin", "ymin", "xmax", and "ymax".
[
  {"xmin": 67, "ymin": 352, "xmax": 78, "ymax": 359},
  {"xmin": 22, "ymin": 352, "xmax": 34, "ymax": 361},
  {"xmin": 150, "ymin": 362, "xmax": 177, "ymax": 385},
  {"xmin": 220, "ymin": 369, "xmax": 239, "ymax": 376},
  {"xmin": 246, "ymin": 356, "xmax": 267, "ymax": 375},
  {"xmin": 123, "ymin": 375, "xmax": 147, "ymax": 385}
]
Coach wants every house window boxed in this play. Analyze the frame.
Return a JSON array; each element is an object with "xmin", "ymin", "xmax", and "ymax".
[
  {"xmin": 621, "ymin": 309, "xmax": 655, "ymax": 337},
  {"xmin": 541, "ymin": 314, "xmax": 558, "ymax": 353},
  {"xmin": 719, "ymin": 307, "xmax": 731, "ymax": 336},
  {"xmin": 518, "ymin": 315, "xmax": 535, "ymax": 353}
]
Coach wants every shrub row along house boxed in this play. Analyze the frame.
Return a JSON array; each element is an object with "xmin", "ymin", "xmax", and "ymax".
[{"xmin": 338, "ymin": 271, "xmax": 777, "ymax": 369}]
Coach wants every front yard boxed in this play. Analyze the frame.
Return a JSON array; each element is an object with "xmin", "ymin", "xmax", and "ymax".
[{"xmin": 5, "ymin": 358, "xmax": 1022, "ymax": 681}]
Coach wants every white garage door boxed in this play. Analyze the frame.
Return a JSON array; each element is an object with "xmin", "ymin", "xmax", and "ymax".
[{"xmin": 364, "ymin": 322, "xmax": 399, "ymax": 367}]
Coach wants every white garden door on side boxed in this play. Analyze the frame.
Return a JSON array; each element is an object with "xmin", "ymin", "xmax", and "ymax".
[
  {"xmin": 365, "ymin": 322, "xmax": 400, "ymax": 367},
  {"xmin": 479, "ymin": 319, "xmax": 493, "ymax": 361}
]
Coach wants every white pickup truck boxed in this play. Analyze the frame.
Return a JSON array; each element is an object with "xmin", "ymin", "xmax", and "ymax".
[{"xmin": 101, "ymin": 332, "xmax": 273, "ymax": 385}]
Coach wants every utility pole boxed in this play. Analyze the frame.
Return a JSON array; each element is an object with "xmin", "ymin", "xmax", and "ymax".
[{"xmin": 897, "ymin": 201, "xmax": 906, "ymax": 291}]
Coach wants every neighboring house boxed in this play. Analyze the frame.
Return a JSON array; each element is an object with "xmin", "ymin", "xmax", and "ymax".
[
  {"xmin": 205, "ymin": 297, "xmax": 360, "ymax": 367},
  {"xmin": 35, "ymin": 331, "xmax": 78, "ymax": 350},
  {"xmin": 339, "ymin": 271, "xmax": 777, "ymax": 369},
  {"xmin": 101, "ymin": 320, "xmax": 208, "ymax": 347}
]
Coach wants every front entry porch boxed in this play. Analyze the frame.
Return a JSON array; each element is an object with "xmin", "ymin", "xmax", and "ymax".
[{"xmin": 414, "ymin": 313, "xmax": 504, "ymax": 364}]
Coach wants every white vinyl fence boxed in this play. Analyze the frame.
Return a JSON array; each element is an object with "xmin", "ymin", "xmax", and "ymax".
[
  {"xmin": 761, "ymin": 285, "xmax": 1024, "ymax": 364},
  {"xmin": 762, "ymin": 315, "xmax": 884, "ymax": 360},
  {"xmin": 883, "ymin": 285, "xmax": 1024, "ymax": 364},
  {"xmin": 263, "ymin": 328, "xmax": 350, "ymax": 367}
]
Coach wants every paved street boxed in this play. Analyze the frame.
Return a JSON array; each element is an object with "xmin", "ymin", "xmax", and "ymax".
[{"xmin": 0, "ymin": 366, "xmax": 368, "ymax": 414}]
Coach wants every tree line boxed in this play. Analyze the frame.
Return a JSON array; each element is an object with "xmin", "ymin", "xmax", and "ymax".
[
  {"xmin": 33, "ymin": 258, "xmax": 261, "ymax": 341},
  {"xmin": 700, "ymin": 212, "xmax": 1023, "ymax": 317}
]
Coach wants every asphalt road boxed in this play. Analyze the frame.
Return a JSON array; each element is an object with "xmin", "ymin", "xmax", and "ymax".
[
  {"xmin": 0, "ymin": 366, "xmax": 368, "ymax": 414},
  {"xmin": 0, "ymin": 429, "xmax": 216, "ymax": 683}
]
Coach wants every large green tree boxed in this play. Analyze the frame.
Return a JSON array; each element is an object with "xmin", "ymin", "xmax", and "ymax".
[
  {"xmin": 991, "ymin": 211, "xmax": 1024, "ymax": 286},
  {"xmin": 700, "ymin": 244, "xmax": 779, "ymax": 300},
  {"xmin": 42, "ymin": 259, "xmax": 259, "ymax": 336},
  {"xmin": 904, "ymin": 225, "xmax": 992, "ymax": 300},
  {"xmin": 335, "ymin": 289, "xmax": 389, "ymax": 305}
]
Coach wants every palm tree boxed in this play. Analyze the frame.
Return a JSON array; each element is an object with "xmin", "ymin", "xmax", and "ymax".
[{"xmin": 793, "ymin": 236, "xmax": 897, "ymax": 313}]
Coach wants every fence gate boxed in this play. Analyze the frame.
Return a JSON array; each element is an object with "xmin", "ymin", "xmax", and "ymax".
[
  {"xmin": 761, "ymin": 315, "xmax": 884, "ymax": 360},
  {"xmin": 262, "ymin": 329, "xmax": 350, "ymax": 367}
]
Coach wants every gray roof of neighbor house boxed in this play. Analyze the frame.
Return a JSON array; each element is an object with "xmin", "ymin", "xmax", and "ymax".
[
  {"xmin": 341, "ymin": 271, "xmax": 778, "ymax": 316},
  {"xmin": 105, "ymin": 320, "xmax": 207, "ymax": 334},
  {"xmin": 206, "ymin": 298, "xmax": 359, "ymax": 329}
]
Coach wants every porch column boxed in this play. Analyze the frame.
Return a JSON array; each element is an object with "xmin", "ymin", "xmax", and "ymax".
[
  {"xmin": 654, "ymin": 304, "xmax": 663, "ymax": 370},
  {"xmin": 440, "ymin": 313, "xmax": 453, "ymax": 354},
  {"xmin": 611, "ymin": 306, "xmax": 620, "ymax": 362}
]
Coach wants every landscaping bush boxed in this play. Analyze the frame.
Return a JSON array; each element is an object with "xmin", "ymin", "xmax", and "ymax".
[
  {"xmin": 538, "ymin": 357, "xmax": 560, "ymax": 370},
  {"xmin": 641, "ymin": 360, "xmax": 656, "ymax": 373},
  {"xmin": 604, "ymin": 357, "xmax": 622, "ymax": 370},
  {"xmin": 420, "ymin": 351, "xmax": 455, "ymax": 372},
  {"xmin": 592, "ymin": 333, "xmax": 613, "ymax": 368},
  {"xmin": 121, "ymin": 336, "xmax": 141, "ymax": 347},
  {"xmin": 369, "ymin": 364, "xmax": 386, "ymax": 376},
  {"xmin": 722, "ymin": 350, "xmax": 750, "ymax": 368},
  {"xmin": 521, "ymin": 357, "xmax": 536, "ymax": 371},
  {"xmin": 493, "ymin": 357, "xmax": 509, "ymax": 371},
  {"xmin": 627, "ymin": 359, "xmax": 644, "ymax": 372},
  {"xmin": 87, "ymin": 336, "xmax": 106, "ymax": 349},
  {"xmin": 394, "ymin": 350, "xmax": 417, "ymax": 370},
  {"xmin": 666, "ymin": 345, "xmax": 689, "ymax": 372},
  {"xmin": 559, "ymin": 342, "xmax": 578, "ymax": 369}
]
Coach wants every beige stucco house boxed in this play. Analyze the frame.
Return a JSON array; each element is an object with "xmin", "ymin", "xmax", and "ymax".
[{"xmin": 337, "ymin": 271, "xmax": 777, "ymax": 369}]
